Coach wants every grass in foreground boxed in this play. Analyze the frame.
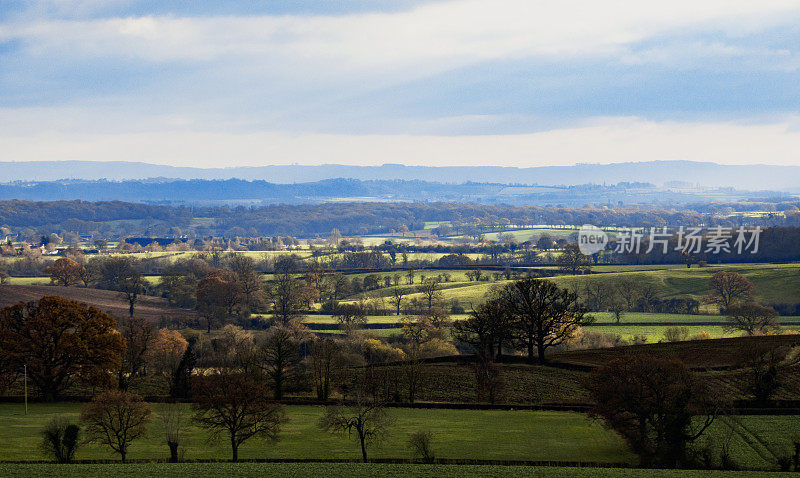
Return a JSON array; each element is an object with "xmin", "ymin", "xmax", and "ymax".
[{"xmin": 0, "ymin": 463, "xmax": 787, "ymax": 478}]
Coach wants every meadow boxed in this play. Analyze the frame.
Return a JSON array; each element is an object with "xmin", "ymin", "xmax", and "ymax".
[
  {"xmin": 0, "ymin": 404, "xmax": 633, "ymax": 463},
  {"xmin": 0, "ymin": 403, "xmax": 796, "ymax": 472}
]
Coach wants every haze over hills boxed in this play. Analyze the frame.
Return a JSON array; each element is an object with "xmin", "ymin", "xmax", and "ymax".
[{"xmin": 4, "ymin": 160, "xmax": 800, "ymax": 191}]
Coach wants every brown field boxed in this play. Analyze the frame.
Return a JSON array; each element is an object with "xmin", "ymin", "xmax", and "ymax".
[
  {"xmin": 0, "ymin": 284, "xmax": 198, "ymax": 323},
  {"xmin": 551, "ymin": 334, "xmax": 800, "ymax": 369}
]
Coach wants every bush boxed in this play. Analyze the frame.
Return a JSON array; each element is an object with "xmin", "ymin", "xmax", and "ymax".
[
  {"xmin": 39, "ymin": 416, "xmax": 81, "ymax": 463},
  {"xmin": 408, "ymin": 430, "xmax": 436, "ymax": 463},
  {"xmin": 663, "ymin": 326, "xmax": 690, "ymax": 343}
]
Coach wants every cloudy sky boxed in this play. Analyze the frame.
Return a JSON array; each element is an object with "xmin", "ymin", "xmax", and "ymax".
[{"xmin": 2, "ymin": 0, "xmax": 800, "ymax": 168}]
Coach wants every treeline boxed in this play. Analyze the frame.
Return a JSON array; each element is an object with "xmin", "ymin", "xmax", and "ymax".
[{"xmin": 3, "ymin": 199, "xmax": 800, "ymax": 240}]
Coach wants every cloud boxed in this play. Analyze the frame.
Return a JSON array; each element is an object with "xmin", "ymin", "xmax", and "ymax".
[
  {"xmin": 3, "ymin": 113, "xmax": 800, "ymax": 168},
  {"xmin": 4, "ymin": 0, "xmax": 800, "ymax": 77}
]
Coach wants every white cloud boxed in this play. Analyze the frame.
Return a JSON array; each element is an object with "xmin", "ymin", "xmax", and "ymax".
[
  {"xmin": 4, "ymin": 0, "xmax": 800, "ymax": 78},
  {"xmin": 3, "ymin": 114, "xmax": 800, "ymax": 168}
]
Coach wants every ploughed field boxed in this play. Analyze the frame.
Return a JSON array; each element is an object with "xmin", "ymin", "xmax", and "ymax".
[{"xmin": 0, "ymin": 285, "xmax": 198, "ymax": 324}]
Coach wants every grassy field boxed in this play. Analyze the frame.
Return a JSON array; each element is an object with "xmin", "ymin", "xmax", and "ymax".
[
  {"xmin": 585, "ymin": 325, "xmax": 732, "ymax": 342},
  {"xmin": 0, "ymin": 463, "xmax": 789, "ymax": 478},
  {"xmin": 0, "ymin": 403, "xmax": 796, "ymax": 471},
  {"xmin": 0, "ymin": 404, "xmax": 633, "ymax": 463}
]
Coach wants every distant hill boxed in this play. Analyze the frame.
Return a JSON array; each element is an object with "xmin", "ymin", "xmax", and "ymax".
[
  {"xmin": 3, "ymin": 160, "xmax": 800, "ymax": 190},
  {"xmin": 0, "ymin": 178, "xmax": 780, "ymax": 206}
]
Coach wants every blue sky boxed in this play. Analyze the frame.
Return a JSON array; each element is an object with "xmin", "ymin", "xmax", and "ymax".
[{"xmin": 2, "ymin": 0, "xmax": 800, "ymax": 167}]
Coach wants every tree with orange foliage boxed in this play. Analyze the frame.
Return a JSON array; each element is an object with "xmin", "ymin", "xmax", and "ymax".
[
  {"xmin": 147, "ymin": 328, "xmax": 189, "ymax": 381},
  {"xmin": 197, "ymin": 270, "xmax": 245, "ymax": 331},
  {"xmin": 45, "ymin": 257, "xmax": 85, "ymax": 286},
  {"xmin": 0, "ymin": 296, "xmax": 124, "ymax": 401}
]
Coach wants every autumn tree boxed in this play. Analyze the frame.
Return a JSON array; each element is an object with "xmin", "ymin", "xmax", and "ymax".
[
  {"xmin": 496, "ymin": 278, "xmax": 592, "ymax": 363},
  {"xmin": 192, "ymin": 371, "xmax": 287, "ymax": 461},
  {"xmin": 81, "ymin": 390, "xmax": 152, "ymax": 463},
  {"xmin": 45, "ymin": 257, "xmax": 85, "ymax": 286},
  {"xmin": 705, "ymin": 271, "xmax": 754, "ymax": 312},
  {"xmin": 585, "ymin": 355, "xmax": 717, "ymax": 468},
  {"xmin": 725, "ymin": 302, "xmax": 780, "ymax": 336},
  {"xmin": 147, "ymin": 328, "xmax": 189, "ymax": 383},
  {"xmin": 0, "ymin": 296, "xmax": 124, "ymax": 401},
  {"xmin": 196, "ymin": 270, "xmax": 244, "ymax": 331}
]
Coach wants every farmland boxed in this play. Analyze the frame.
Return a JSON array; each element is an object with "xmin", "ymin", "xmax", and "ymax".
[{"xmin": 0, "ymin": 403, "xmax": 797, "ymax": 472}]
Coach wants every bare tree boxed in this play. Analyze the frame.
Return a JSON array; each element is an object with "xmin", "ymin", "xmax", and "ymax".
[
  {"xmin": 318, "ymin": 394, "xmax": 394, "ymax": 462},
  {"xmin": 408, "ymin": 430, "xmax": 436, "ymax": 463},
  {"xmin": 80, "ymin": 390, "xmax": 152, "ymax": 463},
  {"xmin": 98, "ymin": 257, "xmax": 146, "ymax": 317},
  {"xmin": 267, "ymin": 273, "xmax": 307, "ymax": 325},
  {"xmin": 389, "ymin": 286, "xmax": 405, "ymax": 315},
  {"xmin": 705, "ymin": 271, "xmax": 754, "ymax": 312},
  {"xmin": 192, "ymin": 372, "xmax": 287, "ymax": 461},
  {"xmin": 307, "ymin": 337, "xmax": 341, "ymax": 401},
  {"xmin": 118, "ymin": 316, "xmax": 156, "ymax": 390},
  {"xmin": 258, "ymin": 325, "xmax": 302, "ymax": 400},
  {"xmin": 159, "ymin": 403, "xmax": 189, "ymax": 462},
  {"xmin": 416, "ymin": 277, "xmax": 442, "ymax": 311}
]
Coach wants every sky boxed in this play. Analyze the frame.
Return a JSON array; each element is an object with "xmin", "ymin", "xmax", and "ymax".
[{"xmin": 2, "ymin": 0, "xmax": 800, "ymax": 168}]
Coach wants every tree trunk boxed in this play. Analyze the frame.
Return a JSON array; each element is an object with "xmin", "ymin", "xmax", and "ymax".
[
  {"xmin": 526, "ymin": 338, "xmax": 535, "ymax": 364},
  {"xmin": 536, "ymin": 340, "xmax": 547, "ymax": 364},
  {"xmin": 120, "ymin": 449, "xmax": 127, "ymax": 463},
  {"xmin": 231, "ymin": 437, "xmax": 238, "ymax": 462},
  {"xmin": 359, "ymin": 431, "xmax": 368, "ymax": 462},
  {"xmin": 168, "ymin": 442, "xmax": 179, "ymax": 462}
]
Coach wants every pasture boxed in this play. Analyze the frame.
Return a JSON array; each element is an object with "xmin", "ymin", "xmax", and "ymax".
[
  {"xmin": 0, "ymin": 403, "xmax": 797, "ymax": 472},
  {"xmin": 0, "ymin": 404, "xmax": 633, "ymax": 463}
]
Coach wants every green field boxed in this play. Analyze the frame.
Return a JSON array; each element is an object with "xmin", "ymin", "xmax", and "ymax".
[
  {"xmin": 585, "ymin": 325, "xmax": 732, "ymax": 342},
  {"xmin": 0, "ymin": 404, "xmax": 632, "ymax": 463},
  {"xmin": 0, "ymin": 463, "xmax": 788, "ymax": 478},
  {"xmin": 0, "ymin": 403, "xmax": 796, "ymax": 471}
]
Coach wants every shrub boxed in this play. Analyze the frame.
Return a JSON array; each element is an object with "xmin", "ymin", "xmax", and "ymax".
[
  {"xmin": 663, "ymin": 326, "xmax": 690, "ymax": 343},
  {"xmin": 39, "ymin": 417, "xmax": 81, "ymax": 463},
  {"xmin": 408, "ymin": 430, "xmax": 436, "ymax": 463}
]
